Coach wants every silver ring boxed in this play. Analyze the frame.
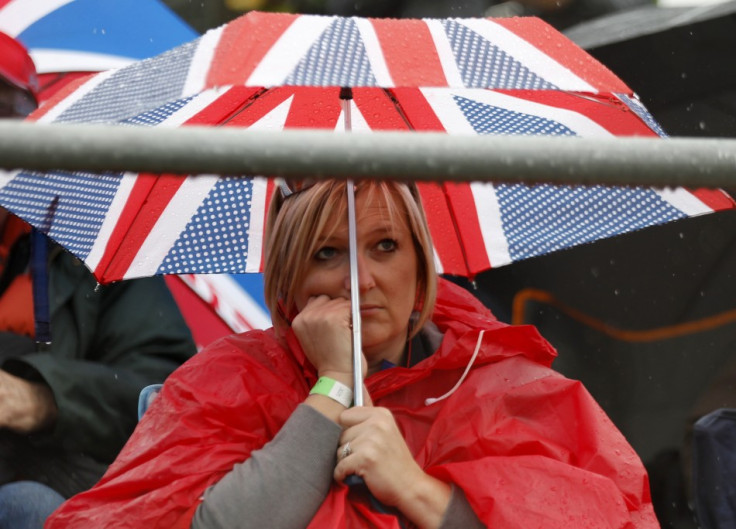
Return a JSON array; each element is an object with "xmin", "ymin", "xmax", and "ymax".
[{"xmin": 341, "ymin": 441, "xmax": 352, "ymax": 459}]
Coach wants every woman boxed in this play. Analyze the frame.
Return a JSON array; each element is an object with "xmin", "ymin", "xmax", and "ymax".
[{"xmin": 46, "ymin": 180, "xmax": 658, "ymax": 528}]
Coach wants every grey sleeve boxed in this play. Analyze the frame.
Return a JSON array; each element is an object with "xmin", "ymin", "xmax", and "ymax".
[
  {"xmin": 192, "ymin": 404, "xmax": 341, "ymax": 529},
  {"xmin": 438, "ymin": 485, "xmax": 485, "ymax": 529}
]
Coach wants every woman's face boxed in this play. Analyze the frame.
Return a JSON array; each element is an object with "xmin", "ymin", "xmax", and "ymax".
[{"xmin": 293, "ymin": 189, "xmax": 418, "ymax": 367}]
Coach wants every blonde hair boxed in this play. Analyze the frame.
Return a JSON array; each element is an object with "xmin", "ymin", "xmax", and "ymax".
[{"xmin": 264, "ymin": 180, "xmax": 437, "ymax": 338}]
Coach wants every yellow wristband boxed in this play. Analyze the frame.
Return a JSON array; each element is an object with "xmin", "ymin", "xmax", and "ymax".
[{"xmin": 309, "ymin": 377, "xmax": 353, "ymax": 408}]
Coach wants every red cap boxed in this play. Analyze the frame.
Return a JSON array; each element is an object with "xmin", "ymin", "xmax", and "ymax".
[{"xmin": 0, "ymin": 31, "xmax": 39, "ymax": 102}]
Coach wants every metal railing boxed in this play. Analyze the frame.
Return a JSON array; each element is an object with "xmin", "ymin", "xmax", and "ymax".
[{"xmin": 1, "ymin": 120, "xmax": 735, "ymax": 188}]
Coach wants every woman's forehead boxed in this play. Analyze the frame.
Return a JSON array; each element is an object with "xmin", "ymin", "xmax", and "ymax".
[{"xmin": 320, "ymin": 188, "xmax": 410, "ymax": 237}]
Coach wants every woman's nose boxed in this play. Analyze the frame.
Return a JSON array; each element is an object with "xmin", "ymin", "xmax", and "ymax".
[{"xmin": 344, "ymin": 254, "xmax": 376, "ymax": 291}]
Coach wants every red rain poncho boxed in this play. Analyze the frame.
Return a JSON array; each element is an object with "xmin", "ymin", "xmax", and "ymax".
[{"xmin": 46, "ymin": 279, "xmax": 658, "ymax": 528}]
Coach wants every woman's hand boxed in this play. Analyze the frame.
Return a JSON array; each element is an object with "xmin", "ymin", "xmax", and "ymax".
[
  {"xmin": 334, "ymin": 397, "xmax": 451, "ymax": 529},
  {"xmin": 295, "ymin": 295, "xmax": 369, "ymax": 422},
  {"xmin": 292, "ymin": 295, "xmax": 355, "ymax": 377}
]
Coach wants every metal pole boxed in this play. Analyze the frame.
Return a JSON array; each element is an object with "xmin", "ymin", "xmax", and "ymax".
[{"xmin": 1, "ymin": 120, "xmax": 736, "ymax": 188}]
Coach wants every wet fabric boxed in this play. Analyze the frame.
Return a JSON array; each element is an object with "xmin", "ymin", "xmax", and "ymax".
[{"xmin": 47, "ymin": 279, "xmax": 658, "ymax": 528}]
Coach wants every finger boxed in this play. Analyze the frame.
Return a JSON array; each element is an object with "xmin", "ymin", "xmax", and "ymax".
[
  {"xmin": 340, "ymin": 403, "xmax": 394, "ymax": 430},
  {"xmin": 334, "ymin": 457, "xmax": 353, "ymax": 483},
  {"xmin": 334, "ymin": 439, "xmax": 357, "ymax": 482},
  {"xmin": 336, "ymin": 439, "xmax": 355, "ymax": 462},
  {"xmin": 338, "ymin": 406, "xmax": 375, "ymax": 429},
  {"xmin": 334, "ymin": 447, "xmax": 364, "ymax": 483},
  {"xmin": 306, "ymin": 294, "xmax": 349, "ymax": 308}
]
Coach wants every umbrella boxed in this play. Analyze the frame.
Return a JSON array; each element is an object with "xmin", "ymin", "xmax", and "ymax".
[
  {"xmin": 3, "ymin": 10, "xmax": 733, "ymax": 452},
  {"xmin": 564, "ymin": 0, "xmax": 736, "ymax": 139},
  {"xmin": 6, "ymin": 11, "xmax": 732, "ymax": 287},
  {"xmin": 0, "ymin": 0, "xmax": 198, "ymax": 101}
]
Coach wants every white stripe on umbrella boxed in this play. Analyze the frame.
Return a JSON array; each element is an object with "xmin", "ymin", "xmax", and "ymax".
[
  {"xmin": 0, "ymin": 169, "xmax": 19, "ymax": 192},
  {"xmin": 459, "ymin": 18, "xmax": 596, "ymax": 92},
  {"xmin": 422, "ymin": 88, "xmax": 615, "ymax": 137},
  {"xmin": 354, "ymin": 18, "xmax": 394, "ymax": 87},
  {"xmin": 424, "ymin": 19, "xmax": 465, "ymax": 87},
  {"xmin": 183, "ymin": 26, "xmax": 224, "ymax": 97},
  {"xmin": 247, "ymin": 93, "xmax": 294, "ymax": 130},
  {"xmin": 246, "ymin": 15, "xmax": 335, "ymax": 87},
  {"xmin": 86, "ymin": 172, "xmax": 139, "ymax": 272},
  {"xmin": 420, "ymin": 89, "xmax": 476, "ymax": 134},
  {"xmin": 470, "ymin": 182, "xmax": 513, "ymax": 268},
  {"xmin": 123, "ymin": 174, "xmax": 221, "ymax": 280},
  {"xmin": 244, "ymin": 177, "xmax": 268, "ymax": 274},
  {"xmin": 432, "ymin": 244, "xmax": 445, "ymax": 275},
  {"xmin": 656, "ymin": 188, "xmax": 718, "ymax": 216}
]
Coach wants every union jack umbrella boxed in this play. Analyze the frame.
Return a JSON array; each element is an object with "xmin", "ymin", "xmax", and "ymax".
[{"xmin": 2, "ymin": 11, "xmax": 733, "ymax": 285}]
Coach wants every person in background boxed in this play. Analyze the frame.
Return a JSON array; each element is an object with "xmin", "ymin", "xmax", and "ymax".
[
  {"xmin": 48, "ymin": 180, "xmax": 657, "ymax": 528},
  {"xmin": 0, "ymin": 32, "xmax": 197, "ymax": 529}
]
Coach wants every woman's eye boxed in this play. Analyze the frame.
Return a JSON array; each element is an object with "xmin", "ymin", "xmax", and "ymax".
[
  {"xmin": 315, "ymin": 247, "xmax": 338, "ymax": 261},
  {"xmin": 377, "ymin": 239, "xmax": 397, "ymax": 252}
]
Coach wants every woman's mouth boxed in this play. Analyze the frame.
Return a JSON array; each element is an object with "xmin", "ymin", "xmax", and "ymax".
[{"xmin": 359, "ymin": 304, "xmax": 381, "ymax": 315}]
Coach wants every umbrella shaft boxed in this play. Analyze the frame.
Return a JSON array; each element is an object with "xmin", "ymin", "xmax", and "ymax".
[
  {"xmin": 347, "ymin": 179, "xmax": 363, "ymax": 406},
  {"xmin": 342, "ymin": 92, "xmax": 363, "ymax": 406}
]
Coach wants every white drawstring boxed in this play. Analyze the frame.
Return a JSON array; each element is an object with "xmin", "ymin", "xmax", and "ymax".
[{"xmin": 424, "ymin": 330, "xmax": 485, "ymax": 406}]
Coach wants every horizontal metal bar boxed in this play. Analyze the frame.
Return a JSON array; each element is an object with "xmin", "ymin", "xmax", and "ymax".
[{"xmin": 1, "ymin": 120, "xmax": 735, "ymax": 188}]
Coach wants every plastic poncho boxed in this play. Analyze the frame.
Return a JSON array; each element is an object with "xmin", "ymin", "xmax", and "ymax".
[{"xmin": 46, "ymin": 279, "xmax": 658, "ymax": 528}]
